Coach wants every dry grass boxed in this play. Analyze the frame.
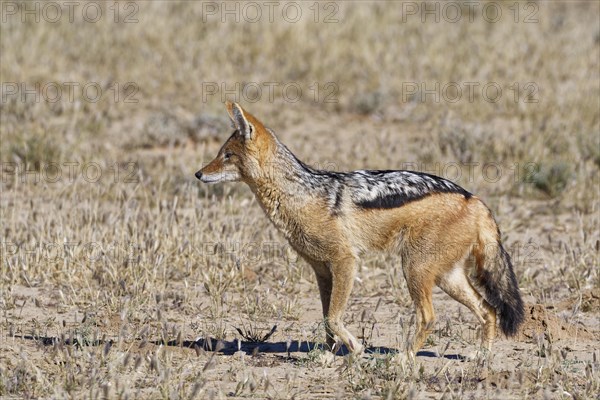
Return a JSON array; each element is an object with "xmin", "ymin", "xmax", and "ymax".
[{"xmin": 1, "ymin": 1, "xmax": 599, "ymax": 398}]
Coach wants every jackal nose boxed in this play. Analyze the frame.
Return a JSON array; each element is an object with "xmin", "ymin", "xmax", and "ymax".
[{"xmin": 195, "ymin": 170, "xmax": 203, "ymax": 180}]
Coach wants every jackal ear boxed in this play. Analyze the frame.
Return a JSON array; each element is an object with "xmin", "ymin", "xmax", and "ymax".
[{"xmin": 225, "ymin": 101, "xmax": 254, "ymax": 140}]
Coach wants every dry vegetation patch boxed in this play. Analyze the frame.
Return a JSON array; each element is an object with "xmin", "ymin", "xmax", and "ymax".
[{"xmin": 1, "ymin": 1, "xmax": 599, "ymax": 398}]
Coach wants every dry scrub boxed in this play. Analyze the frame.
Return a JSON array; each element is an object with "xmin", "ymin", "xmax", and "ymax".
[{"xmin": 1, "ymin": 1, "xmax": 599, "ymax": 398}]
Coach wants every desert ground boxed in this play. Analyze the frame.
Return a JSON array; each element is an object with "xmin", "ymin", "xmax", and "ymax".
[{"xmin": 1, "ymin": 1, "xmax": 599, "ymax": 399}]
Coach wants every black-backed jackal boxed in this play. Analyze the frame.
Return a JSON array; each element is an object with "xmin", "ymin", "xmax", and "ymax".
[{"xmin": 196, "ymin": 102, "xmax": 524, "ymax": 354}]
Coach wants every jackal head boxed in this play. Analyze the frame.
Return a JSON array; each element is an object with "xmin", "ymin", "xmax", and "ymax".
[{"xmin": 195, "ymin": 102, "xmax": 275, "ymax": 184}]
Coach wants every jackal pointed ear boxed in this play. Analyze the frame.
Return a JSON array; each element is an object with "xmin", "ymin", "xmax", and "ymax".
[{"xmin": 225, "ymin": 101, "xmax": 254, "ymax": 140}]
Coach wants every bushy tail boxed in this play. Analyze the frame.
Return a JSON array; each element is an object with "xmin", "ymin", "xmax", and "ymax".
[{"xmin": 475, "ymin": 231, "xmax": 525, "ymax": 336}]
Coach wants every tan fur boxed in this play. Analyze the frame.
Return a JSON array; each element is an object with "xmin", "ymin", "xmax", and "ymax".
[{"xmin": 197, "ymin": 102, "xmax": 521, "ymax": 355}]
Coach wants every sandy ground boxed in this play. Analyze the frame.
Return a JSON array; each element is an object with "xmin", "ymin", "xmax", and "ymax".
[
  {"xmin": 1, "ymin": 283, "xmax": 599, "ymax": 399},
  {"xmin": 1, "ymin": 109, "xmax": 599, "ymax": 397}
]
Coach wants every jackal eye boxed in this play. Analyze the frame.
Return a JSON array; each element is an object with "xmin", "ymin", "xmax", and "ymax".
[{"xmin": 223, "ymin": 152, "xmax": 233, "ymax": 161}]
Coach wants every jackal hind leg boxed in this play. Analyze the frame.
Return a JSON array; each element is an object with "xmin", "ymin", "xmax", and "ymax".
[
  {"xmin": 410, "ymin": 289, "xmax": 435, "ymax": 353},
  {"xmin": 325, "ymin": 258, "xmax": 363, "ymax": 354},
  {"xmin": 437, "ymin": 262, "xmax": 497, "ymax": 351},
  {"xmin": 403, "ymin": 261, "xmax": 436, "ymax": 354}
]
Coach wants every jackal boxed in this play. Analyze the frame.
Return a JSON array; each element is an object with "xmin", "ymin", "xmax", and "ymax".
[{"xmin": 196, "ymin": 102, "xmax": 524, "ymax": 354}]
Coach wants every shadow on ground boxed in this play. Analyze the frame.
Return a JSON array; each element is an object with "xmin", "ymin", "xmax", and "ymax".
[{"xmin": 14, "ymin": 334, "xmax": 464, "ymax": 359}]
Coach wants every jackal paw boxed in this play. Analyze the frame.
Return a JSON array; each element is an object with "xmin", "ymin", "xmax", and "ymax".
[
  {"xmin": 348, "ymin": 342, "xmax": 364, "ymax": 356},
  {"xmin": 314, "ymin": 350, "xmax": 336, "ymax": 366},
  {"xmin": 464, "ymin": 347, "xmax": 491, "ymax": 362},
  {"xmin": 390, "ymin": 352, "xmax": 411, "ymax": 365}
]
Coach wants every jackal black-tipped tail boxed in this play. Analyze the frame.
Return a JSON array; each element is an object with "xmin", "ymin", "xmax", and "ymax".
[{"xmin": 476, "ymin": 241, "xmax": 525, "ymax": 336}]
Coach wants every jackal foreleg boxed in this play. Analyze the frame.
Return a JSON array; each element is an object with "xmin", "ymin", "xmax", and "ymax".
[
  {"xmin": 310, "ymin": 261, "xmax": 335, "ymax": 350},
  {"xmin": 325, "ymin": 257, "xmax": 363, "ymax": 354}
]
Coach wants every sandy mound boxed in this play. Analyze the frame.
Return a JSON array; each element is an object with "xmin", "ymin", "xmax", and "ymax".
[{"xmin": 518, "ymin": 304, "xmax": 596, "ymax": 342}]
